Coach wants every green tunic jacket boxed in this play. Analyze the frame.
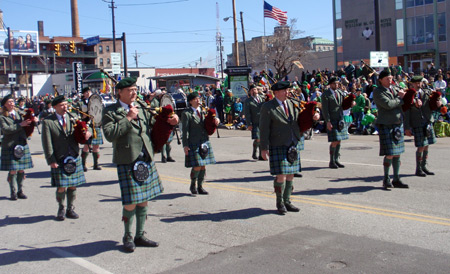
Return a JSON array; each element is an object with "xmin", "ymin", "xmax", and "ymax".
[
  {"xmin": 181, "ymin": 107, "xmax": 209, "ymax": 147},
  {"xmin": 41, "ymin": 112, "xmax": 79, "ymax": 165},
  {"xmin": 321, "ymin": 88, "xmax": 344, "ymax": 123},
  {"xmin": 404, "ymin": 88, "xmax": 434, "ymax": 130},
  {"xmin": 373, "ymin": 85, "xmax": 404, "ymax": 125},
  {"xmin": 243, "ymin": 95, "xmax": 264, "ymax": 127},
  {"xmin": 0, "ymin": 110, "xmax": 28, "ymax": 151},
  {"xmin": 259, "ymin": 98, "xmax": 301, "ymax": 150},
  {"xmin": 102, "ymin": 101, "xmax": 155, "ymax": 165}
]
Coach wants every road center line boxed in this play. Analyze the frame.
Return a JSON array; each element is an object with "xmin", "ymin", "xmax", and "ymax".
[{"xmin": 49, "ymin": 248, "xmax": 113, "ymax": 274}]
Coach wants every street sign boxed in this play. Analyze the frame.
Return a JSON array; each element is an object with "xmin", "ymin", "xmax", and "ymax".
[
  {"xmin": 112, "ymin": 64, "xmax": 121, "ymax": 75},
  {"xmin": 111, "ymin": 53, "xmax": 121, "ymax": 65},
  {"xmin": 72, "ymin": 62, "xmax": 83, "ymax": 94},
  {"xmin": 8, "ymin": 73, "xmax": 16, "ymax": 85},
  {"xmin": 370, "ymin": 51, "xmax": 389, "ymax": 68}
]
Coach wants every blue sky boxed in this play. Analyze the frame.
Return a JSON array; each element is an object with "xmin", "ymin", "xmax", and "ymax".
[{"xmin": 1, "ymin": 0, "xmax": 333, "ymax": 68}]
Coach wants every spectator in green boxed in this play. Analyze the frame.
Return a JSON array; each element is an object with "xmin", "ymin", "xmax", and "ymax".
[{"xmin": 352, "ymin": 88, "xmax": 366, "ymax": 134}]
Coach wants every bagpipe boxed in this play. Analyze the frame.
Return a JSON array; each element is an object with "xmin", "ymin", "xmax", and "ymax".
[
  {"xmin": 22, "ymin": 108, "xmax": 38, "ymax": 137},
  {"xmin": 65, "ymin": 111, "xmax": 90, "ymax": 144},
  {"xmin": 288, "ymin": 92, "xmax": 319, "ymax": 133},
  {"xmin": 401, "ymin": 88, "xmax": 417, "ymax": 112},
  {"xmin": 201, "ymin": 106, "xmax": 219, "ymax": 136},
  {"xmin": 429, "ymin": 91, "xmax": 442, "ymax": 111},
  {"xmin": 342, "ymin": 93, "xmax": 356, "ymax": 110},
  {"xmin": 67, "ymin": 103, "xmax": 98, "ymax": 139}
]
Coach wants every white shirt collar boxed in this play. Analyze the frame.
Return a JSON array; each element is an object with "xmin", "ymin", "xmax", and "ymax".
[
  {"xmin": 119, "ymin": 100, "xmax": 133, "ymax": 110},
  {"xmin": 275, "ymin": 97, "xmax": 286, "ymax": 106}
]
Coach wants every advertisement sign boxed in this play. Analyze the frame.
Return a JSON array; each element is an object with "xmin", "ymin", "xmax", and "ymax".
[
  {"xmin": 73, "ymin": 62, "xmax": 83, "ymax": 94},
  {"xmin": 229, "ymin": 76, "xmax": 248, "ymax": 99},
  {"xmin": 0, "ymin": 30, "xmax": 39, "ymax": 56},
  {"xmin": 111, "ymin": 52, "xmax": 121, "ymax": 65},
  {"xmin": 370, "ymin": 51, "xmax": 389, "ymax": 68}
]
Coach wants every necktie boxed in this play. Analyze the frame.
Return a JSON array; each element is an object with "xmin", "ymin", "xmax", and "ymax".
[
  {"xmin": 10, "ymin": 113, "xmax": 15, "ymax": 120},
  {"xmin": 62, "ymin": 116, "xmax": 66, "ymax": 131},
  {"xmin": 129, "ymin": 105, "xmax": 138, "ymax": 120},
  {"xmin": 196, "ymin": 109, "xmax": 201, "ymax": 118},
  {"xmin": 283, "ymin": 102, "xmax": 289, "ymax": 116}
]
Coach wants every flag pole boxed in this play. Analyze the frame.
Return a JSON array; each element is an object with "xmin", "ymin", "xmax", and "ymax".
[{"xmin": 263, "ymin": 0, "xmax": 267, "ymax": 71}]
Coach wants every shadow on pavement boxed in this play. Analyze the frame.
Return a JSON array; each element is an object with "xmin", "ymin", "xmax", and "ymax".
[
  {"xmin": 0, "ymin": 240, "xmax": 119, "ymax": 267},
  {"xmin": 328, "ymin": 174, "xmax": 415, "ymax": 183},
  {"xmin": 24, "ymin": 171, "xmax": 50, "ymax": 179},
  {"xmin": 160, "ymin": 207, "xmax": 274, "ymax": 223},
  {"xmin": 81, "ymin": 180, "xmax": 118, "ymax": 187},
  {"xmin": 209, "ymin": 175, "xmax": 274, "ymax": 183},
  {"xmin": 301, "ymin": 166, "xmax": 328, "ymax": 172},
  {"xmin": 295, "ymin": 186, "xmax": 379, "ymax": 196},
  {"xmin": 0, "ymin": 215, "xmax": 56, "ymax": 227},
  {"xmin": 153, "ymin": 193, "xmax": 192, "ymax": 201},
  {"xmin": 98, "ymin": 194, "xmax": 121, "ymax": 203},
  {"xmin": 215, "ymin": 159, "xmax": 254, "ymax": 165}
]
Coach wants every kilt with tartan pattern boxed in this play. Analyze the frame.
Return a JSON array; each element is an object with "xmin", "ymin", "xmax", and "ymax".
[
  {"xmin": 412, "ymin": 125, "xmax": 436, "ymax": 147},
  {"xmin": 166, "ymin": 131, "xmax": 174, "ymax": 143},
  {"xmin": 327, "ymin": 120, "xmax": 349, "ymax": 142},
  {"xmin": 269, "ymin": 142, "xmax": 302, "ymax": 175},
  {"xmin": 90, "ymin": 127, "xmax": 104, "ymax": 145},
  {"xmin": 299, "ymin": 135, "xmax": 305, "ymax": 151},
  {"xmin": 117, "ymin": 161, "xmax": 163, "ymax": 205},
  {"xmin": 251, "ymin": 125, "xmax": 260, "ymax": 140},
  {"xmin": 377, "ymin": 124, "xmax": 405, "ymax": 156},
  {"xmin": 50, "ymin": 156, "xmax": 85, "ymax": 187},
  {"xmin": 185, "ymin": 140, "xmax": 216, "ymax": 167},
  {"xmin": 0, "ymin": 144, "xmax": 34, "ymax": 171}
]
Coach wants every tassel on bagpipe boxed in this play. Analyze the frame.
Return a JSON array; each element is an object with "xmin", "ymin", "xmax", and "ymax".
[
  {"xmin": 429, "ymin": 91, "xmax": 442, "ymax": 111},
  {"xmin": 401, "ymin": 88, "xmax": 417, "ymax": 112}
]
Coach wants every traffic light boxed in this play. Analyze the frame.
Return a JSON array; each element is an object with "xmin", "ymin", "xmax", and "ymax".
[
  {"xmin": 69, "ymin": 41, "xmax": 76, "ymax": 54},
  {"xmin": 54, "ymin": 43, "xmax": 61, "ymax": 56}
]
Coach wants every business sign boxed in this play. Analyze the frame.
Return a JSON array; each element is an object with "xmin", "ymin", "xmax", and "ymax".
[
  {"xmin": 0, "ymin": 30, "xmax": 39, "ymax": 56},
  {"xmin": 111, "ymin": 52, "xmax": 121, "ymax": 65},
  {"xmin": 8, "ymin": 74, "xmax": 16, "ymax": 85},
  {"xmin": 86, "ymin": 35, "xmax": 100, "ymax": 46},
  {"xmin": 112, "ymin": 64, "xmax": 121, "ymax": 75},
  {"xmin": 370, "ymin": 51, "xmax": 389, "ymax": 68},
  {"xmin": 72, "ymin": 62, "xmax": 83, "ymax": 94}
]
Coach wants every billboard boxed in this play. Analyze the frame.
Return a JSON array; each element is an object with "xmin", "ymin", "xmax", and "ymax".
[{"xmin": 0, "ymin": 30, "xmax": 39, "ymax": 56}]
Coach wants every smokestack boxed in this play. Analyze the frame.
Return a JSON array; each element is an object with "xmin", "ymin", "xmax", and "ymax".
[
  {"xmin": 0, "ymin": 10, "xmax": 4, "ymax": 30},
  {"xmin": 71, "ymin": 0, "xmax": 80, "ymax": 37},
  {"xmin": 38, "ymin": 21, "xmax": 44, "ymax": 36}
]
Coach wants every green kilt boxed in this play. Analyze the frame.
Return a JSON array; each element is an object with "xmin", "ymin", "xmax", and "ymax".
[
  {"xmin": 327, "ymin": 120, "xmax": 349, "ymax": 142},
  {"xmin": 269, "ymin": 142, "xmax": 302, "ymax": 175},
  {"xmin": 50, "ymin": 156, "xmax": 85, "ymax": 187},
  {"xmin": 299, "ymin": 135, "xmax": 305, "ymax": 151},
  {"xmin": 377, "ymin": 124, "xmax": 405, "ymax": 156},
  {"xmin": 412, "ymin": 125, "xmax": 436, "ymax": 147},
  {"xmin": 0, "ymin": 144, "xmax": 34, "ymax": 171},
  {"xmin": 251, "ymin": 125, "xmax": 260, "ymax": 139},
  {"xmin": 117, "ymin": 161, "xmax": 163, "ymax": 205},
  {"xmin": 90, "ymin": 127, "xmax": 104, "ymax": 145},
  {"xmin": 185, "ymin": 141, "xmax": 216, "ymax": 167}
]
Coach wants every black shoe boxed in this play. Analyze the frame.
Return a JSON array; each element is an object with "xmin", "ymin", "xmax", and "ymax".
[
  {"xmin": 123, "ymin": 234, "xmax": 136, "ymax": 253},
  {"xmin": 197, "ymin": 187, "xmax": 209, "ymax": 195},
  {"xmin": 252, "ymin": 152, "xmax": 257, "ymax": 160},
  {"xmin": 258, "ymin": 156, "xmax": 266, "ymax": 161},
  {"xmin": 66, "ymin": 206, "xmax": 79, "ymax": 219},
  {"xmin": 134, "ymin": 233, "xmax": 159, "ymax": 248},
  {"xmin": 166, "ymin": 157, "xmax": 176, "ymax": 162},
  {"xmin": 423, "ymin": 167, "xmax": 435, "ymax": 175},
  {"xmin": 329, "ymin": 162, "xmax": 338, "ymax": 169},
  {"xmin": 56, "ymin": 205, "xmax": 65, "ymax": 221},
  {"xmin": 392, "ymin": 179, "xmax": 409, "ymax": 189},
  {"xmin": 415, "ymin": 169, "xmax": 426, "ymax": 177},
  {"xmin": 382, "ymin": 178, "xmax": 393, "ymax": 190},
  {"xmin": 285, "ymin": 203, "xmax": 300, "ymax": 212},
  {"xmin": 10, "ymin": 192, "xmax": 17, "ymax": 201},
  {"xmin": 276, "ymin": 203, "xmax": 287, "ymax": 215},
  {"xmin": 17, "ymin": 191, "xmax": 27, "ymax": 199},
  {"xmin": 161, "ymin": 157, "xmax": 167, "ymax": 163},
  {"xmin": 190, "ymin": 185, "xmax": 198, "ymax": 195},
  {"xmin": 93, "ymin": 165, "xmax": 102, "ymax": 170},
  {"xmin": 335, "ymin": 161, "xmax": 345, "ymax": 168},
  {"xmin": 83, "ymin": 166, "xmax": 88, "ymax": 172},
  {"xmin": 294, "ymin": 173, "xmax": 302, "ymax": 178}
]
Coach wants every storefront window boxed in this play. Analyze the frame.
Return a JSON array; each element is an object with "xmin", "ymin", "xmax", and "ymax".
[
  {"xmin": 396, "ymin": 19, "xmax": 404, "ymax": 47},
  {"xmin": 438, "ymin": 13, "xmax": 446, "ymax": 42}
]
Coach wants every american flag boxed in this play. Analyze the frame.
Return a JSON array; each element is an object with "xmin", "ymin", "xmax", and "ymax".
[{"xmin": 264, "ymin": 1, "xmax": 288, "ymax": 25}]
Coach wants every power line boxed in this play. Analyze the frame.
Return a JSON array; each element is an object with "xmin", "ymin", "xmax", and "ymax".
[
  {"xmin": 128, "ymin": 41, "xmax": 215, "ymax": 44},
  {"xmin": 117, "ymin": 0, "xmax": 188, "ymax": 6}
]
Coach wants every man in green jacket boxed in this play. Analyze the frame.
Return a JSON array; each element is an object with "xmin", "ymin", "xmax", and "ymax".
[
  {"xmin": 102, "ymin": 77, "xmax": 179, "ymax": 252},
  {"xmin": 244, "ymin": 84, "xmax": 265, "ymax": 160},
  {"xmin": 372, "ymin": 70, "xmax": 408, "ymax": 190},
  {"xmin": 404, "ymin": 76, "xmax": 440, "ymax": 177}
]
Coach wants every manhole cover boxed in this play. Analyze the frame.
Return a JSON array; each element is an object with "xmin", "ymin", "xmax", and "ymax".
[{"xmin": 327, "ymin": 261, "xmax": 347, "ymax": 269}]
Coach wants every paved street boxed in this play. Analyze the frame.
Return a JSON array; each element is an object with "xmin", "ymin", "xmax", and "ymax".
[{"xmin": 1, "ymin": 128, "xmax": 450, "ymax": 273}]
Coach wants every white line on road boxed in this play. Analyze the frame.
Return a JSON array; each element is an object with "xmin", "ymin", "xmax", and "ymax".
[{"xmin": 49, "ymin": 248, "xmax": 113, "ymax": 274}]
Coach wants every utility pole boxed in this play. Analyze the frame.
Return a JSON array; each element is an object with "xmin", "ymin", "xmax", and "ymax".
[
  {"xmin": 103, "ymin": 0, "xmax": 117, "ymax": 52},
  {"xmin": 374, "ymin": 0, "xmax": 381, "ymax": 51},
  {"xmin": 240, "ymin": 11, "xmax": 248, "ymax": 66},
  {"xmin": 122, "ymin": 32, "xmax": 128, "ymax": 77},
  {"xmin": 232, "ymin": 0, "xmax": 239, "ymax": 66},
  {"xmin": 134, "ymin": 50, "xmax": 139, "ymax": 68}
]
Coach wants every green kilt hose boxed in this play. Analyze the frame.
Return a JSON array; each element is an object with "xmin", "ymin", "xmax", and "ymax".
[
  {"xmin": 251, "ymin": 126, "xmax": 260, "ymax": 139},
  {"xmin": 90, "ymin": 127, "xmax": 104, "ymax": 145},
  {"xmin": 269, "ymin": 142, "xmax": 302, "ymax": 175},
  {"xmin": 117, "ymin": 161, "xmax": 163, "ymax": 205},
  {"xmin": 327, "ymin": 120, "xmax": 349, "ymax": 142},
  {"xmin": 50, "ymin": 156, "xmax": 85, "ymax": 187},
  {"xmin": 0, "ymin": 144, "xmax": 34, "ymax": 171},
  {"xmin": 185, "ymin": 141, "xmax": 216, "ymax": 168},
  {"xmin": 377, "ymin": 124, "xmax": 405, "ymax": 156},
  {"xmin": 412, "ymin": 125, "xmax": 436, "ymax": 147}
]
